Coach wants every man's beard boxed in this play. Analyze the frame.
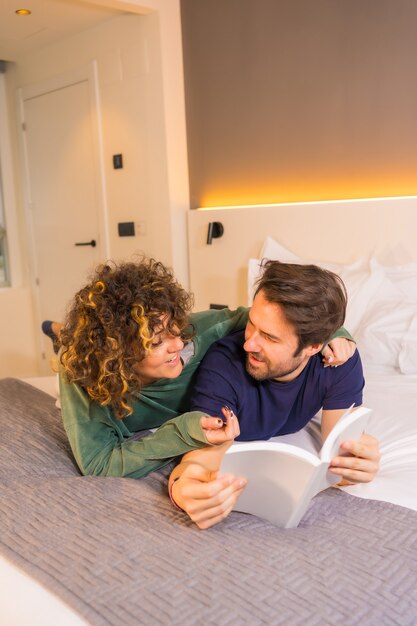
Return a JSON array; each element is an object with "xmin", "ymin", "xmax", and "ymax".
[{"xmin": 245, "ymin": 352, "xmax": 306, "ymax": 382}]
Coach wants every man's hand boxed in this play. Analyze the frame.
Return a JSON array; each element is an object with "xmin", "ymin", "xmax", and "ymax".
[
  {"xmin": 322, "ymin": 337, "xmax": 356, "ymax": 367},
  {"xmin": 200, "ymin": 406, "xmax": 240, "ymax": 445},
  {"xmin": 169, "ymin": 411, "xmax": 246, "ymax": 529},
  {"xmin": 170, "ymin": 461, "xmax": 247, "ymax": 529},
  {"xmin": 328, "ymin": 433, "xmax": 381, "ymax": 484}
]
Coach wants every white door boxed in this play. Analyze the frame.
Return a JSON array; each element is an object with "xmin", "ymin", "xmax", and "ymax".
[{"xmin": 21, "ymin": 70, "xmax": 106, "ymax": 372}]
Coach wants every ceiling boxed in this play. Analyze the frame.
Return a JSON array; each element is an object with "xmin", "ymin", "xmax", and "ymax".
[{"xmin": 0, "ymin": 0, "xmax": 126, "ymax": 61}]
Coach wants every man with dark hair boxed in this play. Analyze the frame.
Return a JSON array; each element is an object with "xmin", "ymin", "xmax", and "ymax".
[{"xmin": 169, "ymin": 261, "xmax": 380, "ymax": 528}]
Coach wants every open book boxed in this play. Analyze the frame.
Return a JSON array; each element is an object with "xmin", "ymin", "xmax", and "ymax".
[{"xmin": 220, "ymin": 406, "xmax": 371, "ymax": 528}]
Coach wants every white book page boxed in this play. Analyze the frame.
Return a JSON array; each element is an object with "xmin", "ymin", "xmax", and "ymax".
[
  {"xmin": 320, "ymin": 406, "xmax": 371, "ymax": 462},
  {"xmin": 232, "ymin": 417, "xmax": 322, "ymax": 456},
  {"xmin": 268, "ymin": 423, "xmax": 322, "ymax": 456},
  {"xmin": 221, "ymin": 444, "xmax": 321, "ymax": 527}
]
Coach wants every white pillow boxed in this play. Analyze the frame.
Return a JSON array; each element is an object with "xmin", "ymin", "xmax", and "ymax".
[
  {"xmin": 356, "ymin": 301, "xmax": 417, "ymax": 371},
  {"xmin": 323, "ymin": 259, "xmax": 384, "ymax": 335},
  {"xmin": 248, "ymin": 258, "xmax": 263, "ymax": 304},
  {"xmin": 370, "ymin": 258, "xmax": 417, "ymax": 304},
  {"xmin": 399, "ymin": 314, "xmax": 417, "ymax": 375},
  {"xmin": 249, "ymin": 237, "xmax": 385, "ymax": 335},
  {"xmin": 355, "ymin": 260, "xmax": 417, "ymax": 370},
  {"xmin": 260, "ymin": 237, "xmax": 301, "ymax": 263}
]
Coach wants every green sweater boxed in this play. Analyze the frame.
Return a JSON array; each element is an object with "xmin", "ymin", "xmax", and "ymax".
[{"xmin": 59, "ymin": 307, "xmax": 352, "ymax": 479}]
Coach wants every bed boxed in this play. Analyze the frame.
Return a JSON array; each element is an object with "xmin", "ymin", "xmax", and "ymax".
[{"xmin": 1, "ymin": 231, "xmax": 417, "ymax": 624}]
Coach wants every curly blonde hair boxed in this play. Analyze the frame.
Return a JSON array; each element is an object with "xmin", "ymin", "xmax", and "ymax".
[{"xmin": 59, "ymin": 258, "xmax": 193, "ymax": 418}]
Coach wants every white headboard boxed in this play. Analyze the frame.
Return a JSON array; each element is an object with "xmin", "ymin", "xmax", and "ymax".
[{"xmin": 187, "ymin": 196, "xmax": 417, "ymax": 310}]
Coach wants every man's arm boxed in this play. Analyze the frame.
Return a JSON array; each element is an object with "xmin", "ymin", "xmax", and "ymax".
[
  {"xmin": 169, "ymin": 444, "xmax": 247, "ymax": 529},
  {"xmin": 322, "ymin": 408, "xmax": 381, "ymax": 484},
  {"xmin": 168, "ymin": 411, "xmax": 247, "ymax": 529},
  {"xmin": 320, "ymin": 353, "xmax": 380, "ymax": 484}
]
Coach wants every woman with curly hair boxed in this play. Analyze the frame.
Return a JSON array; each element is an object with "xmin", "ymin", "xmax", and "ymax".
[{"xmin": 55, "ymin": 257, "xmax": 246, "ymax": 479}]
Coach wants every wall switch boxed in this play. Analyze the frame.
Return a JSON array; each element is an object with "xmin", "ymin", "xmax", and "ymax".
[
  {"xmin": 118, "ymin": 222, "xmax": 135, "ymax": 237},
  {"xmin": 113, "ymin": 154, "xmax": 123, "ymax": 169}
]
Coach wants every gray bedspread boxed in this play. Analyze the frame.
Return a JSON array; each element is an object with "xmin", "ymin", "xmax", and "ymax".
[{"xmin": 0, "ymin": 378, "xmax": 416, "ymax": 626}]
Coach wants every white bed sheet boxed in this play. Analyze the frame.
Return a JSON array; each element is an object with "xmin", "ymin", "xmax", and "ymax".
[{"xmin": 341, "ymin": 363, "xmax": 417, "ymax": 511}]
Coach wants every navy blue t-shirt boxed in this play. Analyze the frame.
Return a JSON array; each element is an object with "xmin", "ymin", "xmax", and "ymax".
[{"xmin": 190, "ymin": 330, "xmax": 364, "ymax": 441}]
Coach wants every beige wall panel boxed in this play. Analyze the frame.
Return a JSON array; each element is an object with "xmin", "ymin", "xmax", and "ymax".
[{"xmin": 188, "ymin": 198, "xmax": 417, "ymax": 310}]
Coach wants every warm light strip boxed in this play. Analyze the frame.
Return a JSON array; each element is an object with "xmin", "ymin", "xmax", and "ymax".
[{"xmin": 196, "ymin": 194, "xmax": 417, "ymax": 211}]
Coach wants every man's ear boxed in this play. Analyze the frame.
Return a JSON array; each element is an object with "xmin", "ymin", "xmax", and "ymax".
[{"xmin": 305, "ymin": 343, "xmax": 323, "ymax": 357}]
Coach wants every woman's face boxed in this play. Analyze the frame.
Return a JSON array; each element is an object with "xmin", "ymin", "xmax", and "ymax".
[{"xmin": 133, "ymin": 319, "xmax": 185, "ymax": 385}]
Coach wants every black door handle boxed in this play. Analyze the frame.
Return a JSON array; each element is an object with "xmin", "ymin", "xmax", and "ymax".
[{"xmin": 75, "ymin": 239, "xmax": 96, "ymax": 247}]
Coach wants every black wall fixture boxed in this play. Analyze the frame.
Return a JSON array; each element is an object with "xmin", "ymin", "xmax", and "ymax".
[{"xmin": 207, "ymin": 221, "xmax": 224, "ymax": 245}]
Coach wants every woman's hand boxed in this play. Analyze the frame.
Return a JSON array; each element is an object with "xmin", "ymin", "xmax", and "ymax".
[
  {"xmin": 200, "ymin": 406, "xmax": 240, "ymax": 445},
  {"xmin": 329, "ymin": 433, "xmax": 381, "ymax": 484},
  {"xmin": 322, "ymin": 337, "xmax": 356, "ymax": 367}
]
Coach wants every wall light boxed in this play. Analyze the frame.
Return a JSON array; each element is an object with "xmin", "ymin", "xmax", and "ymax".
[
  {"xmin": 15, "ymin": 9, "xmax": 31, "ymax": 15},
  {"xmin": 196, "ymin": 194, "xmax": 417, "ymax": 211},
  {"xmin": 206, "ymin": 221, "xmax": 224, "ymax": 245}
]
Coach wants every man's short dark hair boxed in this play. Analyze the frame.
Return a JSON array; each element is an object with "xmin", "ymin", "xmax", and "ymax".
[{"xmin": 254, "ymin": 260, "xmax": 347, "ymax": 355}]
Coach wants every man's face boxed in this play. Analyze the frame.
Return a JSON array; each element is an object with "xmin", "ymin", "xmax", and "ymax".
[{"xmin": 244, "ymin": 291, "xmax": 319, "ymax": 382}]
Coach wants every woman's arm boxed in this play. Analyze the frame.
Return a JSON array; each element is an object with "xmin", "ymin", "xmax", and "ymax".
[
  {"xmin": 59, "ymin": 375, "xmax": 235, "ymax": 479},
  {"xmin": 322, "ymin": 327, "xmax": 356, "ymax": 366}
]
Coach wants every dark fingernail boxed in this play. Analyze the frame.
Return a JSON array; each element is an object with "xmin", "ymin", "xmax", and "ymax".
[{"xmin": 216, "ymin": 418, "xmax": 224, "ymax": 426}]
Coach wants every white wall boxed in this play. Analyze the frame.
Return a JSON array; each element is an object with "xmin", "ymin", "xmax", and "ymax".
[
  {"xmin": 83, "ymin": 1, "xmax": 191, "ymax": 284},
  {"xmin": 0, "ymin": 0, "xmax": 190, "ymax": 378},
  {"xmin": 0, "ymin": 288, "xmax": 40, "ymax": 376}
]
